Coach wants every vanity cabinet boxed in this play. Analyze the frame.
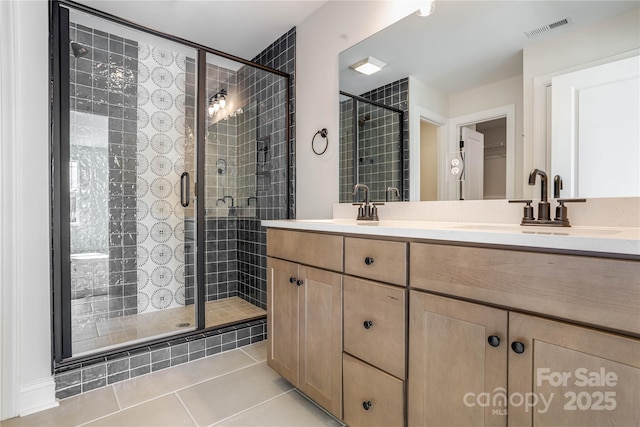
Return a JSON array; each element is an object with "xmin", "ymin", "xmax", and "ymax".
[
  {"xmin": 409, "ymin": 291, "xmax": 640, "ymax": 426},
  {"xmin": 265, "ymin": 226, "xmax": 639, "ymax": 426},
  {"xmin": 266, "ymin": 229, "xmax": 343, "ymax": 419},
  {"xmin": 342, "ymin": 237, "xmax": 408, "ymax": 427},
  {"xmin": 409, "ymin": 291, "xmax": 508, "ymax": 427},
  {"xmin": 409, "ymin": 242, "xmax": 640, "ymax": 426},
  {"xmin": 508, "ymin": 312, "xmax": 640, "ymax": 426}
]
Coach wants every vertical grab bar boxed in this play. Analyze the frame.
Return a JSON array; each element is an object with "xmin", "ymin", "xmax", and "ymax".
[{"xmin": 180, "ymin": 172, "xmax": 190, "ymax": 207}]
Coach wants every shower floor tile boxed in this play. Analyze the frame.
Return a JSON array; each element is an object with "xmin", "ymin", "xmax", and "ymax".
[{"xmin": 72, "ymin": 297, "xmax": 265, "ymax": 356}]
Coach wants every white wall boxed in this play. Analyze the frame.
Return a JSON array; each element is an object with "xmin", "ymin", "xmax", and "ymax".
[
  {"xmin": 409, "ymin": 76, "xmax": 449, "ymax": 117},
  {"xmin": 522, "ymin": 8, "xmax": 640, "ymax": 198},
  {"xmin": 1, "ymin": 0, "xmax": 57, "ymax": 419},
  {"xmin": 295, "ymin": 1, "xmax": 423, "ymax": 219}
]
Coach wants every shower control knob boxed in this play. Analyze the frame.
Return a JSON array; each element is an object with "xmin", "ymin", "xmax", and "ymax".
[
  {"xmin": 364, "ymin": 257, "xmax": 375, "ymax": 265},
  {"xmin": 362, "ymin": 401, "xmax": 372, "ymax": 411},
  {"xmin": 289, "ymin": 277, "xmax": 297, "ymax": 284},
  {"xmin": 296, "ymin": 279, "xmax": 304, "ymax": 286},
  {"xmin": 363, "ymin": 320, "xmax": 374, "ymax": 329}
]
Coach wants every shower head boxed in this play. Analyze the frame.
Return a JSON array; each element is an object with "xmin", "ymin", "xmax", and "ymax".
[
  {"xmin": 71, "ymin": 42, "xmax": 90, "ymax": 58},
  {"xmin": 358, "ymin": 114, "xmax": 370, "ymax": 128}
]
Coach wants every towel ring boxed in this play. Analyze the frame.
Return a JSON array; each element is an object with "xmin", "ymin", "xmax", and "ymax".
[{"xmin": 312, "ymin": 128, "xmax": 329, "ymax": 156}]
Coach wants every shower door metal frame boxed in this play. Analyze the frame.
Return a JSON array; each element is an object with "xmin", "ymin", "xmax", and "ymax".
[
  {"xmin": 50, "ymin": 0, "xmax": 292, "ymax": 366},
  {"xmin": 339, "ymin": 91, "xmax": 405, "ymax": 202}
]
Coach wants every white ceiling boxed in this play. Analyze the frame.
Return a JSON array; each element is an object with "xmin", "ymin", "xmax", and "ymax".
[
  {"xmin": 75, "ymin": 0, "xmax": 327, "ymax": 60},
  {"xmin": 339, "ymin": 1, "xmax": 640, "ymax": 96}
]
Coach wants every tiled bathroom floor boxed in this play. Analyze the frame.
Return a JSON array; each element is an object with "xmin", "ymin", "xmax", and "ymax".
[
  {"xmin": 1, "ymin": 342, "xmax": 343, "ymax": 427},
  {"xmin": 73, "ymin": 297, "xmax": 266, "ymax": 355}
]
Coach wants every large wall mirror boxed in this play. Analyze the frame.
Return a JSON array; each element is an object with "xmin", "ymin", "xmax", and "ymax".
[{"xmin": 339, "ymin": 1, "xmax": 639, "ymax": 202}]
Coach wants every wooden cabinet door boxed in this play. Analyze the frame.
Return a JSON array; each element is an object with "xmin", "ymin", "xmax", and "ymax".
[
  {"xmin": 266, "ymin": 257, "xmax": 300, "ymax": 387},
  {"xmin": 409, "ymin": 291, "xmax": 508, "ymax": 427},
  {"xmin": 298, "ymin": 265, "xmax": 343, "ymax": 419},
  {"xmin": 508, "ymin": 312, "xmax": 640, "ymax": 427}
]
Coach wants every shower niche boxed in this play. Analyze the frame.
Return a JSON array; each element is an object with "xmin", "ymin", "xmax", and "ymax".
[{"xmin": 54, "ymin": 3, "xmax": 291, "ymax": 361}]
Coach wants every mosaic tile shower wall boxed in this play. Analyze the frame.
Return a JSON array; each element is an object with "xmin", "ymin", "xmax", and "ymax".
[{"xmin": 136, "ymin": 43, "xmax": 195, "ymax": 313}]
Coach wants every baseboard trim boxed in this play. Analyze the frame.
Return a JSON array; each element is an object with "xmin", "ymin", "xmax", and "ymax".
[{"xmin": 19, "ymin": 378, "xmax": 58, "ymax": 416}]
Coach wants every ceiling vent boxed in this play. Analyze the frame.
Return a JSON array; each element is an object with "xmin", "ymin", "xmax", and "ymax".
[{"xmin": 525, "ymin": 17, "xmax": 571, "ymax": 39}]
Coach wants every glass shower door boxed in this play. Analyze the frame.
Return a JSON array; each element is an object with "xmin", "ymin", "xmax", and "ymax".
[{"xmin": 67, "ymin": 8, "xmax": 198, "ymax": 356}]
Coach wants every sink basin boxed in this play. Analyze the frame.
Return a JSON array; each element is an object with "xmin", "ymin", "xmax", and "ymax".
[{"xmin": 452, "ymin": 224, "xmax": 623, "ymax": 236}]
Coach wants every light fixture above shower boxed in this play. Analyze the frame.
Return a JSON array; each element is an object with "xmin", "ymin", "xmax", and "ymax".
[
  {"xmin": 350, "ymin": 56, "xmax": 386, "ymax": 76},
  {"xmin": 208, "ymin": 89, "xmax": 227, "ymax": 116}
]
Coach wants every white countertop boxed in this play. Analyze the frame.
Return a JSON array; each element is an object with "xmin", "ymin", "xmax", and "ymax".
[{"xmin": 262, "ymin": 219, "xmax": 640, "ymax": 257}]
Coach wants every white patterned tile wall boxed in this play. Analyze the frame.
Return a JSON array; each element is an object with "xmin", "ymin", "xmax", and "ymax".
[{"xmin": 136, "ymin": 43, "xmax": 191, "ymax": 313}]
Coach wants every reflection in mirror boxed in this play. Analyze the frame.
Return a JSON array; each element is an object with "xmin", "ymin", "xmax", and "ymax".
[
  {"xmin": 339, "ymin": 1, "xmax": 639, "ymax": 201},
  {"xmin": 339, "ymin": 92, "xmax": 405, "ymax": 203}
]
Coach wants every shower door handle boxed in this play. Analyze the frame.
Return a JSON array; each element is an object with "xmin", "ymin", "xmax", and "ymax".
[{"xmin": 180, "ymin": 172, "xmax": 190, "ymax": 207}]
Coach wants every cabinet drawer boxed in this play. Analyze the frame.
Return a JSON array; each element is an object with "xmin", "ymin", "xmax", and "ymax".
[
  {"xmin": 344, "ymin": 276, "xmax": 405, "ymax": 379},
  {"xmin": 343, "ymin": 354, "xmax": 404, "ymax": 427},
  {"xmin": 410, "ymin": 242, "xmax": 640, "ymax": 335},
  {"xmin": 267, "ymin": 229, "xmax": 343, "ymax": 272},
  {"xmin": 345, "ymin": 237, "xmax": 407, "ymax": 285}
]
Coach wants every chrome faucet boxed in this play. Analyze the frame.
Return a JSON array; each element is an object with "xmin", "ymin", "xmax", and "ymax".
[
  {"xmin": 386, "ymin": 187, "xmax": 400, "ymax": 202},
  {"xmin": 352, "ymin": 184, "xmax": 381, "ymax": 221}
]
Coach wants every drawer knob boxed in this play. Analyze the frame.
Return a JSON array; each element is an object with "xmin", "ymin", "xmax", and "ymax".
[
  {"xmin": 363, "ymin": 320, "xmax": 374, "ymax": 329},
  {"xmin": 362, "ymin": 401, "xmax": 372, "ymax": 411},
  {"xmin": 511, "ymin": 341, "xmax": 525, "ymax": 354},
  {"xmin": 487, "ymin": 335, "xmax": 501, "ymax": 347},
  {"xmin": 364, "ymin": 257, "xmax": 375, "ymax": 265},
  {"xmin": 296, "ymin": 279, "xmax": 304, "ymax": 286},
  {"xmin": 289, "ymin": 277, "xmax": 297, "ymax": 283}
]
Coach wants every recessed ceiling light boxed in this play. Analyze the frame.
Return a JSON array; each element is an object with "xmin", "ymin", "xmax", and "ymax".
[{"xmin": 350, "ymin": 56, "xmax": 387, "ymax": 75}]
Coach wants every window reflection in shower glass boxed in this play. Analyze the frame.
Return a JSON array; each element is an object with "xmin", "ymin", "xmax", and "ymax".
[{"xmin": 68, "ymin": 9, "xmax": 197, "ymax": 356}]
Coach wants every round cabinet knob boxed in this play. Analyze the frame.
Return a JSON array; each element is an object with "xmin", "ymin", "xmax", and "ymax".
[
  {"xmin": 362, "ymin": 401, "xmax": 372, "ymax": 411},
  {"xmin": 487, "ymin": 335, "xmax": 501, "ymax": 347},
  {"xmin": 511, "ymin": 341, "xmax": 525, "ymax": 354},
  {"xmin": 364, "ymin": 257, "xmax": 375, "ymax": 265},
  {"xmin": 363, "ymin": 320, "xmax": 374, "ymax": 329},
  {"xmin": 296, "ymin": 279, "xmax": 304, "ymax": 286},
  {"xmin": 289, "ymin": 277, "xmax": 297, "ymax": 283}
]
